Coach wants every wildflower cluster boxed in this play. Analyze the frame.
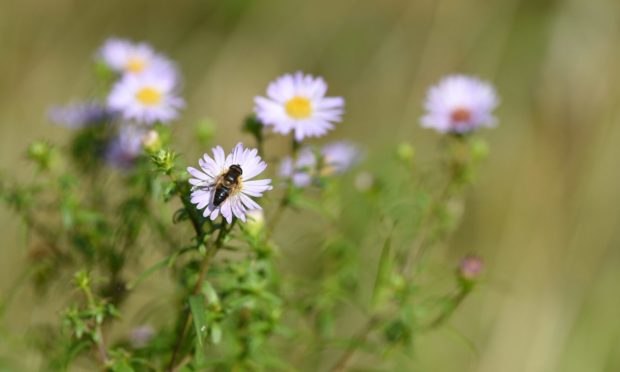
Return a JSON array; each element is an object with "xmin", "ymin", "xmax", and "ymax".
[{"xmin": 0, "ymin": 37, "xmax": 497, "ymax": 371}]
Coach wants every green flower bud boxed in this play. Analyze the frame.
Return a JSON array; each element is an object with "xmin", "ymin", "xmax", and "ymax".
[
  {"xmin": 396, "ymin": 142, "xmax": 415, "ymax": 164},
  {"xmin": 151, "ymin": 149, "xmax": 176, "ymax": 174}
]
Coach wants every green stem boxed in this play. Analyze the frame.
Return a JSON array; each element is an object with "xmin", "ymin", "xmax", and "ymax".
[
  {"xmin": 168, "ymin": 220, "xmax": 236, "ymax": 371},
  {"xmin": 329, "ymin": 316, "xmax": 380, "ymax": 372}
]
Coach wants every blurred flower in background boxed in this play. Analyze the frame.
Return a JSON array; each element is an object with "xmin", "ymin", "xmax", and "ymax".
[
  {"xmin": 320, "ymin": 141, "xmax": 361, "ymax": 176},
  {"xmin": 47, "ymin": 101, "xmax": 112, "ymax": 129},
  {"xmin": 107, "ymin": 69, "xmax": 184, "ymax": 125},
  {"xmin": 104, "ymin": 125, "xmax": 145, "ymax": 169},
  {"xmin": 129, "ymin": 325, "xmax": 155, "ymax": 349},
  {"xmin": 280, "ymin": 141, "xmax": 361, "ymax": 187},
  {"xmin": 254, "ymin": 72, "xmax": 345, "ymax": 141},
  {"xmin": 421, "ymin": 75, "xmax": 499, "ymax": 134},
  {"xmin": 279, "ymin": 146, "xmax": 316, "ymax": 187},
  {"xmin": 98, "ymin": 38, "xmax": 175, "ymax": 77}
]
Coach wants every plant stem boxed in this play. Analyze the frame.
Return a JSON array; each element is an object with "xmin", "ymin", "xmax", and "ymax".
[
  {"xmin": 168, "ymin": 220, "xmax": 236, "ymax": 371},
  {"xmin": 329, "ymin": 316, "xmax": 380, "ymax": 372}
]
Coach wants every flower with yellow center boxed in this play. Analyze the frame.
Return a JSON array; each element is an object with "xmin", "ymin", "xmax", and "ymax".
[
  {"xmin": 135, "ymin": 87, "xmax": 162, "ymax": 106},
  {"xmin": 108, "ymin": 70, "xmax": 184, "ymax": 125},
  {"xmin": 188, "ymin": 143, "xmax": 273, "ymax": 224},
  {"xmin": 99, "ymin": 38, "xmax": 176, "ymax": 77},
  {"xmin": 255, "ymin": 72, "xmax": 345, "ymax": 141},
  {"xmin": 125, "ymin": 57, "xmax": 147, "ymax": 73}
]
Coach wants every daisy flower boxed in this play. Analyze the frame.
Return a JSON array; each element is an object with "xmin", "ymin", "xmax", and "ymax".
[
  {"xmin": 254, "ymin": 72, "xmax": 345, "ymax": 141},
  {"xmin": 98, "ymin": 38, "xmax": 175, "ymax": 76},
  {"xmin": 104, "ymin": 125, "xmax": 145, "ymax": 169},
  {"xmin": 320, "ymin": 141, "xmax": 361, "ymax": 175},
  {"xmin": 48, "ymin": 101, "xmax": 112, "ymax": 129},
  {"xmin": 421, "ymin": 75, "xmax": 499, "ymax": 134},
  {"xmin": 279, "ymin": 147, "xmax": 316, "ymax": 188},
  {"xmin": 279, "ymin": 141, "xmax": 360, "ymax": 187},
  {"xmin": 188, "ymin": 143, "xmax": 272, "ymax": 224},
  {"xmin": 107, "ymin": 70, "xmax": 184, "ymax": 125}
]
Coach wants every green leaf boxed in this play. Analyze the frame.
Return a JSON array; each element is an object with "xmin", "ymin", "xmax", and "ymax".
[
  {"xmin": 111, "ymin": 360, "xmax": 134, "ymax": 372},
  {"xmin": 372, "ymin": 234, "xmax": 393, "ymax": 309},
  {"xmin": 126, "ymin": 256, "xmax": 170, "ymax": 290},
  {"xmin": 189, "ymin": 295, "xmax": 208, "ymax": 351},
  {"xmin": 202, "ymin": 281, "xmax": 220, "ymax": 306}
]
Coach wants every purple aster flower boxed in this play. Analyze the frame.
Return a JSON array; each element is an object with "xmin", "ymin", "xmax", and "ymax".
[
  {"xmin": 47, "ymin": 102, "xmax": 112, "ymax": 129},
  {"xmin": 421, "ymin": 75, "xmax": 499, "ymax": 134},
  {"xmin": 188, "ymin": 143, "xmax": 273, "ymax": 224},
  {"xmin": 98, "ymin": 38, "xmax": 176, "ymax": 77},
  {"xmin": 104, "ymin": 125, "xmax": 145, "ymax": 170},
  {"xmin": 320, "ymin": 141, "xmax": 361, "ymax": 175},
  {"xmin": 107, "ymin": 69, "xmax": 184, "ymax": 125},
  {"xmin": 254, "ymin": 72, "xmax": 345, "ymax": 141},
  {"xmin": 279, "ymin": 147, "xmax": 316, "ymax": 188},
  {"xmin": 279, "ymin": 141, "xmax": 361, "ymax": 187}
]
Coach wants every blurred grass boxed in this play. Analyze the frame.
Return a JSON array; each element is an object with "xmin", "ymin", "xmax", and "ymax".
[{"xmin": 1, "ymin": 0, "xmax": 620, "ymax": 371}]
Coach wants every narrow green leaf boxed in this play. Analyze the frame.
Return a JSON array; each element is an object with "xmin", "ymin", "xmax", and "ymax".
[
  {"xmin": 189, "ymin": 295, "xmax": 208, "ymax": 350},
  {"xmin": 126, "ymin": 257, "xmax": 170, "ymax": 290},
  {"xmin": 372, "ymin": 234, "xmax": 393, "ymax": 308}
]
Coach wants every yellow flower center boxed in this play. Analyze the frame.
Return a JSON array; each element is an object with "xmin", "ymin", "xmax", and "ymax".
[
  {"xmin": 125, "ymin": 57, "xmax": 147, "ymax": 73},
  {"xmin": 285, "ymin": 97, "xmax": 312, "ymax": 119},
  {"xmin": 136, "ymin": 87, "xmax": 162, "ymax": 106}
]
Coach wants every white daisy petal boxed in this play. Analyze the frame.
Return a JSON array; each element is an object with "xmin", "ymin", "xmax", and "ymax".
[{"xmin": 187, "ymin": 167, "xmax": 209, "ymax": 181}]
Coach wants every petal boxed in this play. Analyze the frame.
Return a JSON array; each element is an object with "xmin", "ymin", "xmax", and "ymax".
[
  {"xmin": 239, "ymin": 194, "xmax": 261, "ymax": 210},
  {"xmin": 212, "ymin": 146, "xmax": 226, "ymax": 169},
  {"xmin": 220, "ymin": 201, "xmax": 233, "ymax": 224},
  {"xmin": 187, "ymin": 167, "xmax": 210, "ymax": 181}
]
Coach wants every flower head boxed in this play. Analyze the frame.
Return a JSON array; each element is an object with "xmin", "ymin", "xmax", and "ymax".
[
  {"xmin": 99, "ymin": 38, "xmax": 175, "ymax": 77},
  {"xmin": 320, "ymin": 141, "xmax": 361, "ymax": 175},
  {"xmin": 254, "ymin": 72, "xmax": 345, "ymax": 141},
  {"xmin": 48, "ymin": 101, "xmax": 112, "ymax": 129},
  {"xmin": 421, "ymin": 75, "xmax": 499, "ymax": 134},
  {"xmin": 279, "ymin": 147, "xmax": 316, "ymax": 188},
  {"xmin": 280, "ymin": 141, "xmax": 360, "ymax": 187},
  {"xmin": 129, "ymin": 325, "xmax": 155, "ymax": 349},
  {"xmin": 107, "ymin": 70, "xmax": 184, "ymax": 125},
  {"xmin": 104, "ymin": 125, "xmax": 145, "ymax": 169},
  {"xmin": 459, "ymin": 255, "xmax": 484, "ymax": 280},
  {"xmin": 188, "ymin": 143, "xmax": 272, "ymax": 224}
]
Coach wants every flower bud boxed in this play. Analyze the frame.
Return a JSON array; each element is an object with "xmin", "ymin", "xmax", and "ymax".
[
  {"xmin": 396, "ymin": 142, "xmax": 415, "ymax": 164},
  {"xmin": 130, "ymin": 325, "xmax": 155, "ymax": 349},
  {"xmin": 27, "ymin": 141, "xmax": 53, "ymax": 170},
  {"xmin": 245, "ymin": 209, "xmax": 265, "ymax": 238},
  {"xmin": 196, "ymin": 119, "xmax": 216, "ymax": 146},
  {"xmin": 459, "ymin": 255, "xmax": 483, "ymax": 281},
  {"xmin": 470, "ymin": 137, "xmax": 489, "ymax": 162},
  {"xmin": 141, "ymin": 130, "xmax": 161, "ymax": 153},
  {"xmin": 151, "ymin": 149, "xmax": 176, "ymax": 174}
]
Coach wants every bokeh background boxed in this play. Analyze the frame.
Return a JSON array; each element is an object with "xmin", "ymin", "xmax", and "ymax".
[{"xmin": 2, "ymin": 0, "xmax": 620, "ymax": 371}]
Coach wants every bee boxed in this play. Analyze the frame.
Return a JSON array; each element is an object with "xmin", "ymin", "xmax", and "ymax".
[{"xmin": 206, "ymin": 164, "xmax": 243, "ymax": 206}]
